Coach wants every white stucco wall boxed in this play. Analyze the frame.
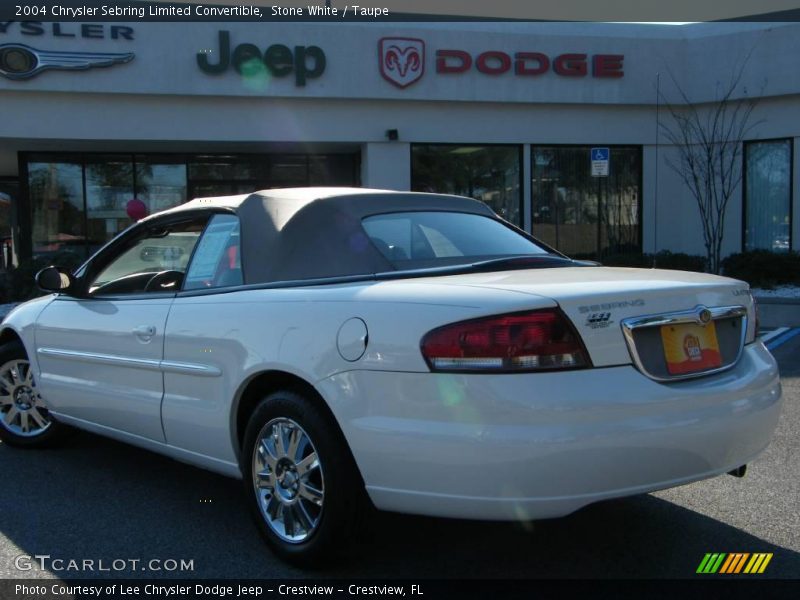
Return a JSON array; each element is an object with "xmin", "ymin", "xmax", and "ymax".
[{"xmin": 1, "ymin": 21, "xmax": 798, "ymax": 105}]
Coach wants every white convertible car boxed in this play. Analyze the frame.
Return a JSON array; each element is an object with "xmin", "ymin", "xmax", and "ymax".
[{"xmin": 0, "ymin": 188, "xmax": 782, "ymax": 564}]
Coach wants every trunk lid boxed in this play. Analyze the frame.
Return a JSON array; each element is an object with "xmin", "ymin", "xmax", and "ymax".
[{"xmin": 420, "ymin": 266, "xmax": 754, "ymax": 368}]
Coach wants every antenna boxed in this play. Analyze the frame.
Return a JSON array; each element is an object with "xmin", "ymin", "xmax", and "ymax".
[{"xmin": 653, "ymin": 72, "xmax": 661, "ymax": 269}]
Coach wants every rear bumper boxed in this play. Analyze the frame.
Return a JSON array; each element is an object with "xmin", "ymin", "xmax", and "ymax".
[{"xmin": 317, "ymin": 342, "xmax": 781, "ymax": 520}]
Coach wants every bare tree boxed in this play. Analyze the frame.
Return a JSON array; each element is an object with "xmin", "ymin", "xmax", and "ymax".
[{"xmin": 659, "ymin": 53, "xmax": 764, "ymax": 274}]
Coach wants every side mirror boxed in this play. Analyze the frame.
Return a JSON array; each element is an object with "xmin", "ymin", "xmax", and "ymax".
[{"xmin": 36, "ymin": 266, "xmax": 75, "ymax": 294}]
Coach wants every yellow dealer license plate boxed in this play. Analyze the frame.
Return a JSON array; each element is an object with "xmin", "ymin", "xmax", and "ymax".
[{"xmin": 661, "ymin": 322, "xmax": 722, "ymax": 375}]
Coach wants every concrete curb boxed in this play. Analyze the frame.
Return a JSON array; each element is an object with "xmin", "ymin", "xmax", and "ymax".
[
  {"xmin": 754, "ymin": 296, "xmax": 800, "ymax": 305},
  {"xmin": 755, "ymin": 298, "xmax": 800, "ymax": 328}
]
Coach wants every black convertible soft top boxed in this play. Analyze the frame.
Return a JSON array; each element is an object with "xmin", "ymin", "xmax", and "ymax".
[{"xmin": 161, "ymin": 187, "xmax": 499, "ymax": 284}]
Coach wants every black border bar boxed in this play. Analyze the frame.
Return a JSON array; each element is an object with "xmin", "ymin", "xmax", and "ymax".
[
  {"xmin": 2, "ymin": 1, "xmax": 800, "ymax": 22},
  {"xmin": 1, "ymin": 579, "xmax": 800, "ymax": 600}
]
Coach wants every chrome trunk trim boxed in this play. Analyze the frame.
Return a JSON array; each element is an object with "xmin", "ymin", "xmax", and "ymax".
[{"xmin": 620, "ymin": 305, "xmax": 747, "ymax": 382}]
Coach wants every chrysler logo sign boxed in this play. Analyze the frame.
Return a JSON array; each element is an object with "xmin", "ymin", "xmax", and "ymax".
[
  {"xmin": 0, "ymin": 43, "xmax": 134, "ymax": 80},
  {"xmin": 379, "ymin": 37, "xmax": 424, "ymax": 89}
]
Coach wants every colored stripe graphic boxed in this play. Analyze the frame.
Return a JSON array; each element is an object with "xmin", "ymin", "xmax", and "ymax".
[
  {"xmin": 697, "ymin": 553, "xmax": 726, "ymax": 573},
  {"xmin": 697, "ymin": 554, "xmax": 713, "ymax": 573},
  {"xmin": 743, "ymin": 553, "xmax": 773, "ymax": 574},
  {"xmin": 720, "ymin": 553, "xmax": 749, "ymax": 573},
  {"xmin": 697, "ymin": 553, "xmax": 773, "ymax": 574},
  {"xmin": 719, "ymin": 554, "xmax": 735, "ymax": 573}
]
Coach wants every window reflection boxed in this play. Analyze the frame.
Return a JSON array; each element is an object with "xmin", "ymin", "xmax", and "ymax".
[
  {"xmin": 745, "ymin": 140, "xmax": 792, "ymax": 253},
  {"xmin": 28, "ymin": 161, "xmax": 86, "ymax": 262},
  {"xmin": 411, "ymin": 145, "xmax": 522, "ymax": 226},
  {"xmin": 135, "ymin": 157, "xmax": 187, "ymax": 215},
  {"xmin": 309, "ymin": 155, "xmax": 357, "ymax": 186},
  {"xmin": 269, "ymin": 156, "xmax": 308, "ymax": 188},
  {"xmin": 27, "ymin": 152, "xmax": 359, "ymax": 261},
  {"xmin": 188, "ymin": 156, "xmax": 271, "ymax": 181},
  {"xmin": 532, "ymin": 146, "xmax": 641, "ymax": 258},
  {"xmin": 85, "ymin": 156, "xmax": 135, "ymax": 255},
  {"xmin": 0, "ymin": 180, "xmax": 18, "ymax": 269}
]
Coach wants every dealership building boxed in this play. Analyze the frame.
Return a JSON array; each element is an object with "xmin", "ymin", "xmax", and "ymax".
[{"xmin": 0, "ymin": 19, "xmax": 798, "ymax": 265}]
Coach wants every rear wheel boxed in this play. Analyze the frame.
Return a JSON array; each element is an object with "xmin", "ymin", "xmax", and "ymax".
[
  {"xmin": 0, "ymin": 341, "xmax": 64, "ymax": 447},
  {"xmin": 241, "ymin": 389, "xmax": 364, "ymax": 566}
]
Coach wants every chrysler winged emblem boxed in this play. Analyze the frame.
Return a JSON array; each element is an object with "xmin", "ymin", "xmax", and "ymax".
[
  {"xmin": 0, "ymin": 43, "xmax": 134, "ymax": 80},
  {"xmin": 379, "ymin": 37, "xmax": 424, "ymax": 89}
]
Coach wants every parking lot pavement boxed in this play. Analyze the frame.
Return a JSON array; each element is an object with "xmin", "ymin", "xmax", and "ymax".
[{"xmin": 1, "ymin": 336, "xmax": 798, "ymax": 580}]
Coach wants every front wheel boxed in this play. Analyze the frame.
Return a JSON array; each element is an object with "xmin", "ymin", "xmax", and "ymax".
[
  {"xmin": 241, "ymin": 389, "xmax": 365, "ymax": 566},
  {"xmin": 0, "ymin": 341, "xmax": 65, "ymax": 447}
]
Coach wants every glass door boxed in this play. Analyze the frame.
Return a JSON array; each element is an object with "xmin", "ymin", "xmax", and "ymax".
[{"xmin": 0, "ymin": 178, "xmax": 18, "ymax": 269}]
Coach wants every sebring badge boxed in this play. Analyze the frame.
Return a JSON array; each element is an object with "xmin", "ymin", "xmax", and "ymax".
[
  {"xmin": 0, "ymin": 43, "xmax": 134, "ymax": 80},
  {"xmin": 379, "ymin": 37, "xmax": 425, "ymax": 88},
  {"xmin": 585, "ymin": 312, "xmax": 614, "ymax": 329}
]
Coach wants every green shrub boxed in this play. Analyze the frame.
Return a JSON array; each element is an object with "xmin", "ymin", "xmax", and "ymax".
[
  {"xmin": 650, "ymin": 251, "xmax": 707, "ymax": 273},
  {"xmin": 722, "ymin": 250, "xmax": 800, "ymax": 289}
]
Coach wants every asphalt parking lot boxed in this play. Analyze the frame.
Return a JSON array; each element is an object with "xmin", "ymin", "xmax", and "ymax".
[{"xmin": 1, "ymin": 336, "xmax": 798, "ymax": 580}]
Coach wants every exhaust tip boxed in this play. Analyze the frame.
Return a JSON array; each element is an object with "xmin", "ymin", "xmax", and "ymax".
[{"xmin": 728, "ymin": 465, "xmax": 747, "ymax": 478}]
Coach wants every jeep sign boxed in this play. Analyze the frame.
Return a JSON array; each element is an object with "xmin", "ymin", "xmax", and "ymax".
[{"xmin": 197, "ymin": 30, "xmax": 326, "ymax": 86}]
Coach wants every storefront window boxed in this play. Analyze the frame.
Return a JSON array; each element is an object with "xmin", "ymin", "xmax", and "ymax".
[
  {"xmin": 0, "ymin": 179, "xmax": 17, "ymax": 268},
  {"xmin": 187, "ymin": 153, "xmax": 358, "ymax": 196},
  {"xmin": 26, "ymin": 152, "xmax": 359, "ymax": 261},
  {"xmin": 85, "ymin": 156, "xmax": 136, "ymax": 255},
  {"xmin": 309, "ymin": 155, "xmax": 358, "ymax": 185},
  {"xmin": 532, "ymin": 146, "xmax": 641, "ymax": 258},
  {"xmin": 411, "ymin": 145, "xmax": 522, "ymax": 226},
  {"xmin": 27, "ymin": 161, "xmax": 86, "ymax": 262},
  {"xmin": 744, "ymin": 139, "xmax": 792, "ymax": 253},
  {"xmin": 269, "ymin": 156, "xmax": 309, "ymax": 188},
  {"xmin": 188, "ymin": 156, "xmax": 271, "ymax": 181},
  {"xmin": 135, "ymin": 157, "xmax": 187, "ymax": 215}
]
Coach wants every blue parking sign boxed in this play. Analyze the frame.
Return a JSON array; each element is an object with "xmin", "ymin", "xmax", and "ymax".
[{"xmin": 591, "ymin": 147, "xmax": 610, "ymax": 177}]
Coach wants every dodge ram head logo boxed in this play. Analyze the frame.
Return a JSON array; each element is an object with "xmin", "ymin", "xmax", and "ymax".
[
  {"xmin": 379, "ymin": 37, "xmax": 424, "ymax": 88},
  {"xmin": 0, "ymin": 43, "xmax": 134, "ymax": 80}
]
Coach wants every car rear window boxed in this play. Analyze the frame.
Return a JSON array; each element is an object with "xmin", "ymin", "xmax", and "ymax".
[{"xmin": 362, "ymin": 211, "xmax": 548, "ymax": 268}]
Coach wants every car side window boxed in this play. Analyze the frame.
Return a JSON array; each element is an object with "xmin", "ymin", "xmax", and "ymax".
[
  {"xmin": 183, "ymin": 214, "xmax": 243, "ymax": 291},
  {"xmin": 88, "ymin": 218, "xmax": 207, "ymax": 296}
]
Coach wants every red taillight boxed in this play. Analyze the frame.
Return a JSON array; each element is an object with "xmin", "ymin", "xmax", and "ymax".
[{"xmin": 420, "ymin": 309, "xmax": 591, "ymax": 372}]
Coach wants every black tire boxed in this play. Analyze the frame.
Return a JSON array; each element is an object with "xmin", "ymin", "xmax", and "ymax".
[
  {"xmin": 0, "ymin": 340, "xmax": 66, "ymax": 448},
  {"xmin": 241, "ymin": 388, "xmax": 365, "ymax": 567}
]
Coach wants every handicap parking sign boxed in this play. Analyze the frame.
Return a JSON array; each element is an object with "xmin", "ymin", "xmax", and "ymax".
[{"xmin": 591, "ymin": 147, "xmax": 610, "ymax": 177}]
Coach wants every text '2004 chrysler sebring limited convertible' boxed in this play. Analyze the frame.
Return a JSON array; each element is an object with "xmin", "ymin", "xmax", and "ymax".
[{"xmin": 0, "ymin": 188, "xmax": 782, "ymax": 564}]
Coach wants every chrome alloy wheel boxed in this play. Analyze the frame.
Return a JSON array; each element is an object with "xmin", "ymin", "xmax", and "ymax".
[
  {"xmin": 0, "ymin": 359, "xmax": 51, "ymax": 437},
  {"xmin": 252, "ymin": 417, "xmax": 325, "ymax": 543}
]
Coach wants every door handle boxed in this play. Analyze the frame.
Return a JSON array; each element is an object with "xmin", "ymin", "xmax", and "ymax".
[{"xmin": 133, "ymin": 325, "xmax": 156, "ymax": 340}]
